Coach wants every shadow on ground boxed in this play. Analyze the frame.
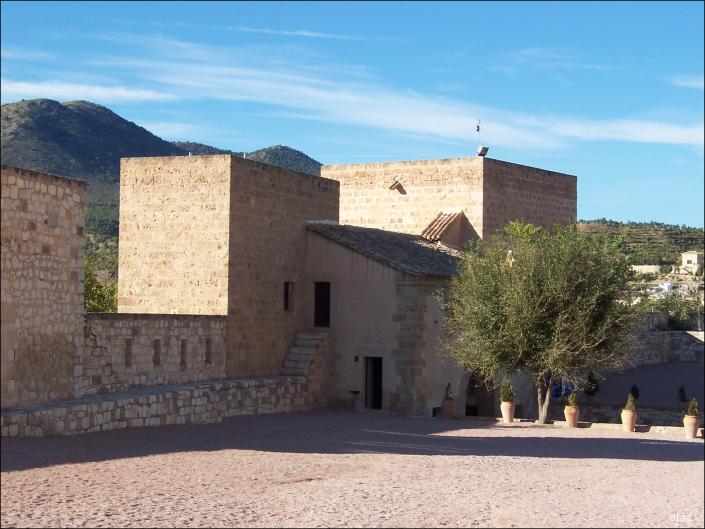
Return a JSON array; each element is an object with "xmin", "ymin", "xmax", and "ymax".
[{"xmin": 2, "ymin": 411, "xmax": 704, "ymax": 472}]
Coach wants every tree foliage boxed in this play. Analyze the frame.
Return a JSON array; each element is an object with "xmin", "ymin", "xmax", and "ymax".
[
  {"xmin": 84, "ymin": 264, "xmax": 117, "ymax": 313},
  {"xmin": 442, "ymin": 222, "xmax": 640, "ymax": 422},
  {"xmin": 638, "ymin": 291, "xmax": 704, "ymax": 330}
]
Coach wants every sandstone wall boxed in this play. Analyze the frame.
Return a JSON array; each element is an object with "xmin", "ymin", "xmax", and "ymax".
[
  {"xmin": 80, "ymin": 313, "xmax": 227, "ymax": 396},
  {"xmin": 227, "ymin": 157, "xmax": 339, "ymax": 377},
  {"xmin": 118, "ymin": 156, "xmax": 232, "ymax": 315},
  {"xmin": 1, "ymin": 165, "xmax": 86, "ymax": 409},
  {"xmin": 481, "ymin": 159, "xmax": 577, "ymax": 237},
  {"xmin": 628, "ymin": 330, "xmax": 704, "ymax": 367},
  {"xmin": 322, "ymin": 157, "xmax": 484, "ymax": 238},
  {"xmin": 1, "ymin": 375, "xmax": 325, "ymax": 437}
]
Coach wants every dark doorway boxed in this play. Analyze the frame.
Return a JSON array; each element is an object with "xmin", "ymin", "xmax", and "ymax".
[
  {"xmin": 365, "ymin": 357, "xmax": 383, "ymax": 409},
  {"xmin": 314, "ymin": 282, "xmax": 330, "ymax": 327}
]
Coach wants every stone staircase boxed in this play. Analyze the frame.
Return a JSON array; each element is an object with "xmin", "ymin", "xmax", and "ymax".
[{"xmin": 282, "ymin": 331, "xmax": 327, "ymax": 377}]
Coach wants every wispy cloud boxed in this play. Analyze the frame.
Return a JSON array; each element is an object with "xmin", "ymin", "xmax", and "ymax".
[
  {"xmin": 1, "ymin": 47, "xmax": 54, "ymax": 61},
  {"xmin": 6, "ymin": 34, "xmax": 702, "ymax": 149},
  {"xmin": 491, "ymin": 47, "xmax": 628, "ymax": 76},
  {"xmin": 670, "ymin": 74, "xmax": 704, "ymax": 90},
  {"xmin": 0, "ymin": 79, "xmax": 176, "ymax": 103},
  {"xmin": 222, "ymin": 25, "xmax": 405, "ymax": 43}
]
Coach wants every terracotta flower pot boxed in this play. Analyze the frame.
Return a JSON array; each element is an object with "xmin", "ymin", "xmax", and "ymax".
[
  {"xmin": 564, "ymin": 406, "xmax": 580, "ymax": 428},
  {"xmin": 442, "ymin": 398, "xmax": 455, "ymax": 419},
  {"xmin": 683, "ymin": 415, "xmax": 700, "ymax": 439},
  {"xmin": 500, "ymin": 401, "xmax": 515, "ymax": 423},
  {"xmin": 621, "ymin": 409, "xmax": 637, "ymax": 432}
]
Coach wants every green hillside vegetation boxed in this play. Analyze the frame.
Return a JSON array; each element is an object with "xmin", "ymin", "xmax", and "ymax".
[{"xmin": 578, "ymin": 219, "xmax": 704, "ymax": 265}]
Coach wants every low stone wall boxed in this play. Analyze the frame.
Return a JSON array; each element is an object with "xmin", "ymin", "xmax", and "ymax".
[
  {"xmin": 553, "ymin": 403, "xmax": 701, "ymax": 428},
  {"xmin": 77, "ymin": 313, "xmax": 227, "ymax": 397},
  {"xmin": 1, "ymin": 376, "xmax": 322, "ymax": 437},
  {"xmin": 629, "ymin": 330, "xmax": 704, "ymax": 367}
]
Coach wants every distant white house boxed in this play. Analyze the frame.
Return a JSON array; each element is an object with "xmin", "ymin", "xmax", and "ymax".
[{"xmin": 681, "ymin": 250, "xmax": 704, "ymax": 274}]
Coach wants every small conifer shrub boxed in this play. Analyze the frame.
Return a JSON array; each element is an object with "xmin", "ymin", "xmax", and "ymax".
[
  {"xmin": 624, "ymin": 393, "xmax": 637, "ymax": 411},
  {"xmin": 686, "ymin": 398, "xmax": 699, "ymax": 417},
  {"xmin": 500, "ymin": 376, "xmax": 514, "ymax": 403},
  {"xmin": 567, "ymin": 392, "xmax": 578, "ymax": 407}
]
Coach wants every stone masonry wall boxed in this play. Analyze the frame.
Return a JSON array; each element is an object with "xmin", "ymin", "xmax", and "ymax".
[
  {"xmin": 628, "ymin": 331, "xmax": 704, "ymax": 367},
  {"xmin": 322, "ymin": 157, "xmax": 485, "ymax": 238},
  {"xmin": 118, "ymin": 155, "xmax": 232, "ymax": 315},
  {"xmin": 482, "ymin": 159, "xmax": 577, "ymax": 236},
  {"xmin": 227, "ymin": 157, "xmax": 339, "ymax": 378},
  {"xmin": 1, "ymin": 165, "xmax": 86, "ymax": 409},
  {"xmin": 79, "ymin": 313, "xmax": 227, "ymax": 397},
  {"xmin": 1, "ymin": 375, "xmax": 325, "ymax": 437}
]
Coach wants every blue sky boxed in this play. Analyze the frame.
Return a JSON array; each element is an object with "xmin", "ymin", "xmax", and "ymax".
[{"xmin": 2, "ymin": 1, "xmax": 703, "ymax": 226}]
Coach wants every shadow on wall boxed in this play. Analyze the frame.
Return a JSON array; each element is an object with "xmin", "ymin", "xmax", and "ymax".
[{"xmin": 2, "ymin": 411, "xmax": 702, "ymax": 472}]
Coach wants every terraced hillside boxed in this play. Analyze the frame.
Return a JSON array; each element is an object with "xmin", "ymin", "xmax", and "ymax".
[{"xmin": 578, "ymin": 219, "xmax": 704, "ymax": 265}]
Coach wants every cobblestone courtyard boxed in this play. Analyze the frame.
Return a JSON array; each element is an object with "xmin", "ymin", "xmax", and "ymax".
[{"xmin": 1, "ymin": 411, "xmax": 703, "ymax": 528}]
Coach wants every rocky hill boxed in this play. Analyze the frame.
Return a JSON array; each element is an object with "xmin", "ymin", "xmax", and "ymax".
[
  {"xmin": 1, "ymin": 98, "xmax": 323, "ymax": 203},
  {"xmin": 578, "ymin": 219, "xmax": 704, "ymax": 265}
]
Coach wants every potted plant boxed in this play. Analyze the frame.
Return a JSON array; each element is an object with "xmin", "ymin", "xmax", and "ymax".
[
  {"xmin": 621, "ymin": 393, "xmax": 637, "ymax": 432},
  {"xmin": 441, "ymin": 382, "xmax": 456, "ymax": 419},
  {"xmin": 564, "ymin": 391, "xmax": 580, "ymax": 428},
  {"xmin": 499, "ymin": 376, "xmax": 515, "ymax": 423},
  {"xmin": 683, "ymin": 399, "xmax": 700, "ymax": 440}
]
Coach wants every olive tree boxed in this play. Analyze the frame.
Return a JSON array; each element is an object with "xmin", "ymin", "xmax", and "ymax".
[
  {"xmin": 442, "ymin": 222, "xmax": 640, "ymax": 423},
  {"xmin": 84, "ymin": 264, "xmax": 117, "ymax": 313}
]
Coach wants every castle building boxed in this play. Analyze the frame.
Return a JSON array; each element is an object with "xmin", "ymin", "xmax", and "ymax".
[{"xmin": 1, "ymin": 153, "xmax": 576, "ymax": 432}]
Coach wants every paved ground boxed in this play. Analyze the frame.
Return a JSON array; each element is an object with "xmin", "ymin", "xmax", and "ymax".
[{"xmin": 1, "ymin": 411, "xmax": 703, "ymax": 528}]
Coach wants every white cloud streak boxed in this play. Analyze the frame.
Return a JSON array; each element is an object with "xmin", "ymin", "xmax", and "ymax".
[
  {"xmin": 139, "ymin": 122, "xmax": 202, "ymax": 138},
  {"xmin": 1, "ymin": 47, "xmax": 54, "ymax": 61},
  {"xmin": 0, "ymin": 79, "xmax": 176, "ymax": 103},
  {"xmin": 5, "ymin": 35, "xmax": 702, "ymax": 148},
  {"xmin": 671, "ymin": 75, "xmax": 704, "ymax": 90},
  {"xmin": 228, "ymin": 26, "xmax": 369, "ymax": 41}
]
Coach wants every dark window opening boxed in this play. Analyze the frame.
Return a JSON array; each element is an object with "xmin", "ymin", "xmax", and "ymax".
[
  {"xmin": 180, "ymin": 339, "xmax": 187, "ymax": 371},
  {"xmin": 153, "ymin": 339, "xmax": 161, "ymax": 367},
  {"xmin": 365, "ymin": 357, "xmax": 383, "ymax": 409},
  {"xmin": 284, "ymin": 282, "xmax": 294, "ymax": 311},
  {"xmin": 125, "ymin": 339, "xmax": 133, "ymax": 368},
  {"xmin": 205, "ymin": 338, "xmax": 212, "ymax": 365},
  {"xmin": 314, "ymin": 282, "xmax": 331, "ymax": 327}
]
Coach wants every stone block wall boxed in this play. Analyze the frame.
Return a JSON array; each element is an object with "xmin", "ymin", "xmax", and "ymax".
[
  {"xmin": 628, "ymin": 330, "xmax": 704, "ymax": 367},
  {"xmin": 1, "ymin": 375, "xmax": 326, "ymax": 437},
  {"xmin": 118, "ymin": 155, "xmax": 232, "ymax": 315},
  {"xmin": 482, "ymin": 158, "xmax": 577, "ymax": 236},
  {"xmin": 227, "ymin": 157, "xmax": 340, "ymax": 377},
  {"xmin": 1, "ymin": 165, "xmax": 86, "ymax": 409},
  {"xmin": 322, "ymin": 157, "xmax": 485, "ymax": 238},
  {"xmin": 79, "ymin": 313, "xmax": 227, "ymax": 396}
]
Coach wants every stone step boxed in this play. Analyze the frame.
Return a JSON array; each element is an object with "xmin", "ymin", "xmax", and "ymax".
[
  {"xmin": 289, "ymin": 345, "xmax": 317, "ymax": 355},
  {"xmin": 282, "ymin": 367, "xmax": 307, "ymax": 376},
  {"xmin": 286, "ymin": 352, "xmax": 314, "ymax": 363},
  {"xmin": 296, "ymin": 332, "xmax": 326, "ymax": 341},
  {"xmin": 284, "ymin": 359, "xmax": 310, "ymax": 369}
]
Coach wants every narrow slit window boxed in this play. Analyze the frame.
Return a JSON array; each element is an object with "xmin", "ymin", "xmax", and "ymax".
[
  {"xmin": 180, "ymin": 339, "xmax": 187, "ymax": 371},
  {"xmin": 153, "ymin": 339, "xmax": 161, "ymax": 367},
  {"xmin": 205, "ymin": 338, "xmax": 212, "ymax": 365},
  {"xmin": 125, "ymin": 339, "xmax": 133, "ymax": 368},
  {"xmin": 284, "ymin": 282, "xmax": 294, "ymax": 311}
]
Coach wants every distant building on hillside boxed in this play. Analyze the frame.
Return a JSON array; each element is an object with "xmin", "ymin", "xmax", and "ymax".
[{"xmin": 681, "ymin": 250, "xmax": 704, "ymax": 275}]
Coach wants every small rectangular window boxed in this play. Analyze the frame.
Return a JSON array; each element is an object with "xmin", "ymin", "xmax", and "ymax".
[
  {"xmin": 125, "ymin": 339, "xmax": 133, "ymax": 368},
  {"xmin": 205, "ymin": 338, "xmax": 212, "ymax": 365},
  {"xmin": 180, "ymin": 339, "xmax": 187, "ymax": 371},
  {"xmin": 284, "ymin": 282, "xmax": 294, "ymax": 311},
  {"xmin": 153, "ymin": 339, "xmax": 161, "ymax": 367}
]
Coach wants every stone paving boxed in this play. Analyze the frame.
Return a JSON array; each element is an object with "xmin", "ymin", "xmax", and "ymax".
[{"xmin": 1, "ymin": 411, "xmax": 703, "ymax": 528}]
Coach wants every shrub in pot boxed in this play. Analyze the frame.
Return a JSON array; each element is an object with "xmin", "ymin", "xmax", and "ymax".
[
  {"xmin": 621, "ymin": 393, "xmax": 637, "ymax": 432},
  {"xmin": 441, "ymin": 382, "xmax": 456, "ymax": 419},
  {"xmin": 564, "ymin": 391, "xmax": 580, "ymax": 428},
  {"xmin": 499, "ymin": 376, "xmax": 515, "ymax": 423},
  {"xmin": 683, "ymin": 399, "xmax": 700, "ymax": 440}
]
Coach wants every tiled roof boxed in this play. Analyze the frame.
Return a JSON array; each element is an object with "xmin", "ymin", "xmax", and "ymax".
[
  {"xmin": 421, "ymin": 211, "xmax": 463, "ymax": 241},
  {"xmin": 306, "ymin": 222, "xmax": 462, "ymax": 277}
]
